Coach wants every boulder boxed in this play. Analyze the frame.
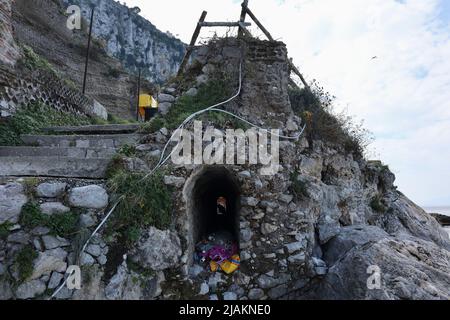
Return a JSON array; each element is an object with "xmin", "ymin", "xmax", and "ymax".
[
  {"xmin": 7, "ymin": 231, "xmax": 30, "ymax": 244},
  {"xmin": 48, "ymin": 272, "xmax": 64, "ymax": 290},
  {"xmin": 223, "ymin": 292, "xmax": 238, "ymax": 301},
  {"xmin": 105, "ymin": 263, "xmax": 142, "ymax": 300},
  {"xmin": 36, "ymin": 183, "xmax": 67, "ymax": 198},
  {"xmin": 132, "ymin": 227, "xmax": 182, "ymax": 271},
  {"xmin": 248, "ymin": 288, "xmax": 265, "ymax": 300},
  {"xmin": 311, "ymin": 225, "xmax": 450, "ymax": 300},
  {"xmin": 185, "ymin": 88, "xmax": 198, "ymax": 97},
  {"xmin": 0, "ymin": 279, "xmax": 13, "ymax": 300},
  {"xmin": 16, "ymin": 280, "xmax": 46, "ymax": 299},
  {"xmin": 68, "ymin": 185, "xmax": 108, "ymax": 209},
  {"xmin": 164, "ymin": 176, "xmax": 186, "ymax": 188},
  {"xmin": 158, "ymin": 102, "xmax": 172, "ymax": 115},
  {"xmin": 158, "ymin": 93, "xmax": 175, "ymax": 103},
  {"xmin": 40, "ymin": 202, "xmax": 70, "ymax": 215},
  {"xmin": 0, "ymin": 183, "xmax": 28, "ymax": 224},
  {"xmin": 31, "ymin": 248, "xmax": 68, "ymax": 280},
  {"xmin": 42, "ymin": 236, "xmax": 69, "ymax": 250},
  {"xmin": 242, "ymin": 197, "xmax": 259, "ymax": 207}
]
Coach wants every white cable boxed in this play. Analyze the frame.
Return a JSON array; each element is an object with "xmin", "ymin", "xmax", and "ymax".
[{"xmin": 207, "ymin": 108, "xmax": 307, "ymax": 140}]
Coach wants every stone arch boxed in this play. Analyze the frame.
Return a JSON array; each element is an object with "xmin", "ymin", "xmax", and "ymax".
[{"xmin": 183, "ymin": 166, "xmax": 241, "ymax": 266}]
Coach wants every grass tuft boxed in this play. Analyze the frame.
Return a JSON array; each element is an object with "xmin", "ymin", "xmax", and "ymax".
[
  {"xmin": 15, "ymin": 245, "xmax": 38, "ymax": 283},
  {"xmin": 0, "ymin": 101, "xmax": 92, "ymax": 146},
  {"xmin": 19, "ymin": 202, "xmax": 79, "ymax": 238}
]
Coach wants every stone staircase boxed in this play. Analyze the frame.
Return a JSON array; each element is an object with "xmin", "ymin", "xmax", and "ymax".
[{"xmin": 0, "ymin": 124, "xmax": 143, "ymax": 179}]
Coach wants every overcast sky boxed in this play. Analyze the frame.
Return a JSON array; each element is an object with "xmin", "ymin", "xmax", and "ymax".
[{"xmin": 121, "ymin": 0, "xmax": 450, "ymax": 207}]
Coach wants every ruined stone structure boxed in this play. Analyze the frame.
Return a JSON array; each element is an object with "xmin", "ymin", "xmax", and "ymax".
[{"xmin": 0, "ymin": 38, "xmax": 449, "ymax": 300}]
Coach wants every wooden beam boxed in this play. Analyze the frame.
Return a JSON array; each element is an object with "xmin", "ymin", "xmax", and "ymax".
[
  {"xmin": 288, "ymin": 60, "xmax": 310, "ymax": 91},
  {"xmin": 177, "ymin": 11, "xmax": 208, "ymax": 76},
  {"xmin": 200, "ymin": 21, "xmax": 251, "ymax": 27},
  {"xmin": 245, "ymin": 6, "xmax": 274, "ymax": 41},
  {"xmin": 238, "ymin": 0, "xmax": 249, "ymax": 38},
  {"xmin": 238, "ymin": 22, "xmax": 252, "ymax": 38}
]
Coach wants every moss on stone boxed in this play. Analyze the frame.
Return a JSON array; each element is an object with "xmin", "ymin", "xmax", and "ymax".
[
  {"xmin": 15, "ymin": 245, "xmax": 38, "ymax": 283},
  {"xmin": 19, "ymin": 202, "xmax": 79, "ymax": 238}
]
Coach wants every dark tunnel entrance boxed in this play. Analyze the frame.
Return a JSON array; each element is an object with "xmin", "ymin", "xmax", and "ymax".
[{"xmin": 192, "ymin": 167, "xmax": 241, "ymax": 246}]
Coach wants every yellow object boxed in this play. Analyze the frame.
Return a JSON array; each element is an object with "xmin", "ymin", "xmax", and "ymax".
[
  {"xmin": 139, "ymin": 94, "xmax": 158, "ymax": 108},
  {"xmin": 219, "ymin": 255, "xmax": 240, "ymax": 275},
  {"xmin": 210, "ymin": 261, "xmax": 219, "ymax": 272},
  {"xmin": 138, "ymin": 94, "xmax": 158, "ymax": 118}
]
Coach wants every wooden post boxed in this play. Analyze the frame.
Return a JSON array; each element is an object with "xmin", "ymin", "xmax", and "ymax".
[
  {"xmin": 245, "ymin": 6, "xmax": 274, "ymax": 41},
  {"xmin": 238, "ymin": 0, "xmax": 249, "ymax": 38},
  {"xmin": 82, "ymin": 6, "xmax": 95, "ymax": 95},
  {"xmin": 177, "ymin": 11, "xmax": 208, "ymax": 76},
  {"xmin": 288, "ymin": 60, "xmax": 310, "ymax": 91},
  {"xmin": 136, "ymin": 67, "xmax": 141, "ymax": 122},
  {"xmin": 238, "ymin": 22, "xmax": 252, "ymax": 38}
]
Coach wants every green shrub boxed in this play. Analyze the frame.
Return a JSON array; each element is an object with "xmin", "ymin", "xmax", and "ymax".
[
  {"xmin": 105, "ymin": 155, "xmax": 127, "ymax": 179},
  {"xmin": 370, "ymin": 195, "xmax": 387, "ymax": 213},
  {"xmin": 0, "ymin": 222, "xmax": 14, "ymax": 240},
  {"xmin": 139, "ymin": 116, "xmax": 165, "ymax": 134},
  {"xmin": 118, "ymin": 144, "xmax": 137, "ymax": 157},
  {"xmin": 107, "ymin": 114, "xmax": 133, "ymax": 125},
  {"xmin": 19, "ymin": 202, "xmax": 46, "ymax": 229},
  {"xmin": 0, "ymin": 101, "xmax": 92, "ymax": 146},
  {"xmin": 105, "ymin": 67, "xmax": 122, "ymax": 79},
  {"xmin": 47, "ymin": 212, "xmax": 79, "ymax": 237},
  {"xmin": 163, "ymin": 79, "xmax": 233, "ymax": 130},
  {"xmin": 290, "ymin": 170, "xmax": 309, "ymax": 200},
  {"xmin": 91, "ymin": 117, "xmax": 109, "ymax": 125},
  {"xmin": 15, "ymin": 245, "xmax": 38, "ymax": 283},
  {"xmin": 106, "ymin": 169, "xmax": 172, "ymax": 246},
  {"xmin": 20, "ymin": 45, "xmax": 58, "ymax": 76},
  {"xmin": 289, "ymin": 84, "xmax": 373, "ymax": 158},
  {"xmin": 19, "ymin": 202, "xmax": 79, "ymax": 238}
]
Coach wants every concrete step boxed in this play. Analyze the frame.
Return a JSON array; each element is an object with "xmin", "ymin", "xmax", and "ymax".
[
  {"xmin": 42, "ymin": 124, "xmax": 141, "ymax": 135},
  {"xmin": 0, "ymin": 156, "xmax": 111, "ymax": 179},
  {"xmin": 21, "ymin": 134, "xmax": 143, "ymax": 148},
  {"xmin": 0, "ymin": 146, "xmax": 117, "ymax": 158}
]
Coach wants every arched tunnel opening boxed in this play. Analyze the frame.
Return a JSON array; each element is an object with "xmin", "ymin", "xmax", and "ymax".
[{"xmin": 192, "ymin": 167, "xmax": 241, "ymax": 247}]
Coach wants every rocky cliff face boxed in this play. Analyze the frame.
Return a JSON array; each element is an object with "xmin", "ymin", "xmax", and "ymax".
[
  {"xmin": 0, "ymin": 0, "xmax": 20, "ymax": 66},
  {"xmin": 10, "ymin": 0, "xmax": 156, "ymax": 119},
  {"xmin": 63, "ymin": 0, "xmax": 185, "ymax": 84}
]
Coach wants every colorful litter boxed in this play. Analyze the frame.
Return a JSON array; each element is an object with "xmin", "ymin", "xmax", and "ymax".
[{"xmin": 195, "ymin": 231, "xmax": 240, "ymax": 274}]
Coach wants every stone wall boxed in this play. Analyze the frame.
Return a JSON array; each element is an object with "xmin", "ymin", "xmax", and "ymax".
[
  {"xmin": 0, "ymin": 65, "xmax": 108, "ymax": 119},
  {"xmin": 0, "ymin": 178, "xmax": 110, "ymax": 300},
  {"xmin": 0, "ymin": 0, "xmax": 20, "ymax": 66}
]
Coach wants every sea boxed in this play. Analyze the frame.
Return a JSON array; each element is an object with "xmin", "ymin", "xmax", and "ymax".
[{"xmin": 424, "ymin": 206, "xmax": 450, "ymax": 239}]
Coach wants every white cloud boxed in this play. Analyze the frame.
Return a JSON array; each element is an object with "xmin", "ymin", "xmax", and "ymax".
[{"xmin": 122, "ymin": 0, "xmax": 450, "ymax": 206}]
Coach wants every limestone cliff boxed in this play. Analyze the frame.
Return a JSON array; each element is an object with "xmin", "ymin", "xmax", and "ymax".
[
  {"xmin": 63, "ymin": 0, "xmax": 185, "ymax": 84},
  {"xmin": 9, "ymin": 0, "xmax": 156, "ymax": 119}
]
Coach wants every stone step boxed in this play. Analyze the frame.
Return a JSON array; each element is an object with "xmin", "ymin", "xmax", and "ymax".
[
  {"xmin": 42, "ymin": 124, "xmax": 141, "ymax": 135},
  {"xmin": 0, "ymin": 156, "xmax": 112, "ymax": 179},
  {"xmin": 21, "ymin": 134, "xmax": 143, "ymax": 148},
  {"xmin": 0, "ymin": 146, "xmax": 117, "ymax": 158}
]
